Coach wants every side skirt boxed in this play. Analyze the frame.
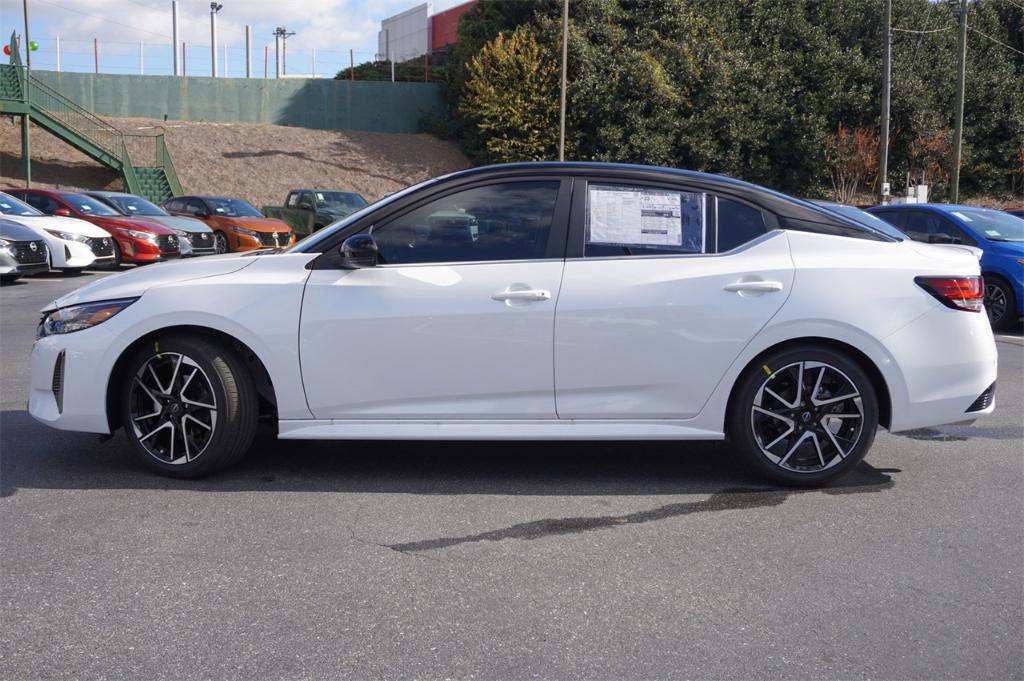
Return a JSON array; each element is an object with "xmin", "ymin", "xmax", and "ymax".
[{"xmin": 277, "ymin": 419, "xmax": 725, "ymax": 441}]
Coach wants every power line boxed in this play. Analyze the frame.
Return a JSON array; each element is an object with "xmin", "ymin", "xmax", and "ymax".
[
  {"xmin": 892, "ymin": 26, "xmax": 952, "ymax": 34},
  {"xmin": 967, "ymin": 23, "xmax": 1024, "ymax": 55}
]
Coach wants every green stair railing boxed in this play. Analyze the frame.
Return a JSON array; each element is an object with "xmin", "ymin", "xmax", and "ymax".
[{"xmin": 0, "ymin": 63, "xmax": 182, "ymax": 202}]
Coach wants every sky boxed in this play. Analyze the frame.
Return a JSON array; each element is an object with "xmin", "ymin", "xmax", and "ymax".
[{"xmin": 0, "ymin": 0, "xmax": 466, "ymax": 77}]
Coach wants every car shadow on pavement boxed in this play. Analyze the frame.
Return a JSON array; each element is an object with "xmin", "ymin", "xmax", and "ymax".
[{"xmin": 0, "ymin": 409, "xmax": 897, "ymax": 498}]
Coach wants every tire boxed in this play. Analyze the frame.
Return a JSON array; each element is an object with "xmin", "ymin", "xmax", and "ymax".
[
  {"xmin": 728, "ymin": 345, "xmax": 878, "ymax": 486},
  {"xmin": 214, "ymin": 231, "xmax": 229, "ymax": 254},
  {"xmin": 984, "ymin": 276, "xmax": 1018, "ymax": 331},
  {"xmin": 111, "ymin": 240, "xmax": 123, "ymax": 269},
  {"xmin": 120, "ymin": 334, "xmax": 258, "ymax": 477}
]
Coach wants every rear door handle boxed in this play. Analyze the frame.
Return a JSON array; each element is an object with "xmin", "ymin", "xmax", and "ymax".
[
  {"xmin": 723, "ymin": 280, "xmax": 784, "ymax": 294},
  {"xmin": 491, "ymin": 289, "xmax": 551, "ymax": 302}
]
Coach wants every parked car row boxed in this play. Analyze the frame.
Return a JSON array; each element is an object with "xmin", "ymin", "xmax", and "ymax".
[{"xmin": 0, "ymin": 188, "xmax": 295, "ymax": 282}]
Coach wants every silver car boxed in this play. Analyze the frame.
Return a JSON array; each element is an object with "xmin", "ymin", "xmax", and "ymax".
[
  {"xmin": 85, "ymin": 191, "xmax": 217, "ymax": 256},
  {"xmin": 0, "ymin": 217, "xmax": 49, "ymax": 282}
]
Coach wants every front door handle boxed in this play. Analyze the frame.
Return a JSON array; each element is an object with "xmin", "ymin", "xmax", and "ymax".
[
  {"xmin": 491, "ymin": 289, "xmax": 551, "ymax": 302},
  {"xmin": 723, "ymin": 280, "xmax": 784, "ymax": 294}
]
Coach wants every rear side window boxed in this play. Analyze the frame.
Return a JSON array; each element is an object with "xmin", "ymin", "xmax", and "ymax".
[
  {"xmin": 585, "ymin": 184, "xmax": 707, "ymax": 256},
  {"xmin": 716, "ymin": 198, "xmax": 767, "ymax": 252},
  {"xmin": 165, "ymin": 198, "xmax": 183, "ymax": 212}
]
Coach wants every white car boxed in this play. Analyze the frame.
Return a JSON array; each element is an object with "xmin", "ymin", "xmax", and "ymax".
[
  {"xmin": 0, "ymin": 192, "xmax": 116, "ymax": 271},
  {"xmin": 28, "ymin": 163, "xmax": 997, "ymax": 484}
]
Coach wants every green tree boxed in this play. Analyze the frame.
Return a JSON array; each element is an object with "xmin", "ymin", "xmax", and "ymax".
[{"xmin": 458, "ymin": 27, "xmax": 560, "ymax": 162}]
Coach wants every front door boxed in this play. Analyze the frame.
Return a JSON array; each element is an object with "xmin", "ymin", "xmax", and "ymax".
[{"xmin": 300, "ymin": 179, "xmax": 571, "ymax": 420}]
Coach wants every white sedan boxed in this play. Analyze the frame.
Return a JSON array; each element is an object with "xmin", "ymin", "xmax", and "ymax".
[
  {"xmin": 0, "ymin": 191, "xmax": 116, "ymax": 271},
  {"xmin": 28, "ymin": 163, "xmax": 997, "ymax": 484}
]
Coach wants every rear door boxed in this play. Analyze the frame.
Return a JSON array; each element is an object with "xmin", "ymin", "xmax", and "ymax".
[
  {"xmin": 300, "ymin": 177, "xmax": 571, "ymax": 419},
  {"xmin": 554, "ymin": 178, "xmax": 794, "ymax": 419}
]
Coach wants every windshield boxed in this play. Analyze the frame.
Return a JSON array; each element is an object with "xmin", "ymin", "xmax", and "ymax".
[
  {"xmin": 811, "ymin": 201, "xmax": 905, "ymax": 240},
  {"xmin": 317, "ymin": 191, "xmax": 368, "ymax": 211},
  {"xmin": 0, "ymin": 193, "xmax": 42, "ymax": 216},
  {"xmin": 948, "ymin": 208, "xmax": 1024, "ymax": 242},
  {"xmin": 103, "ymin": 194, "xmax": 167, "ymax": 217},
  {"xmin": 207, "ymin": 198, "xmax": 264, "ymax": 218},
  {"xmin": 61, "ymin": 193, "xmax": 120, "ymax": 216}
]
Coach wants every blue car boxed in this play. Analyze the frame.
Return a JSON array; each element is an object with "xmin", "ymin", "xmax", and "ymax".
[{"xmin": 868, "ymin": 204, "xmax": 1024, "ymax": 330}]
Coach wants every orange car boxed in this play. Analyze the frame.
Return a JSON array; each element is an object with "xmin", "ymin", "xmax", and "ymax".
[{"xmin": 164, "ymin": 195, "xmax": 294, "ymax": 253}]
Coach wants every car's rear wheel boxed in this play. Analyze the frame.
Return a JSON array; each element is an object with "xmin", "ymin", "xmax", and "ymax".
[
  {"xmin": 121, "ymin": 334, "xmax": 257, "ymax": 477},
  {"xmin": 984, "ymin": 276, "xmax": 1017, "ymax": 331},
  {"xmin": 214, "ymin": 231, "xmax": 229, "ymax": 254},
  {"xmin": 729, "ymin": 346, "xmax": 878, "ymax": 486}
]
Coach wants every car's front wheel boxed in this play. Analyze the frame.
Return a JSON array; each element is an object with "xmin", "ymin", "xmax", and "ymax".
[
  {"xmin": 121, "ymin": 334, "xmax": 257, "ymax": 477},
  {"xmin": 729, "ymin": 346, "xmax": 878, "ymax": 486},
  {"xmin": 984, "ymin": 276, "xmax": 1017, "ymax": 331},
  {"xmin": 213, "ymin": 231, "xmax": 229, "ymax": 254}
]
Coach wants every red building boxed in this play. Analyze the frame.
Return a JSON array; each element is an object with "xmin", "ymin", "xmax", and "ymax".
[{"xmin": 430, "ymin": 0, "xmax": 478, "ymax": 51}]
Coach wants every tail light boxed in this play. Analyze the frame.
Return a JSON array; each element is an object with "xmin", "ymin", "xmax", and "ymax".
[{"xmin": 915, "ymin": 276, "xmax": 984, "ymax": 313}]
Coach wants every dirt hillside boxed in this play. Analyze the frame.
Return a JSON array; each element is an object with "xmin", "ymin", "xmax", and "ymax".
[{"xmin": 0, "ymin": 115, "xmax": 469, "ymax": 207}]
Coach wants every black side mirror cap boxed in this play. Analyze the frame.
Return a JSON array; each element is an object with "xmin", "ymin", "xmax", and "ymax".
[{"xmin": 339, "ymin": 233, "xmax": 379, "ymax": 269}]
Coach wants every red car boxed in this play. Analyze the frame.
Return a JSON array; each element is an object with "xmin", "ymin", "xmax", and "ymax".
[{"xmin": 7, "ymin": 189, "xmax": 180, "ymax": 266}]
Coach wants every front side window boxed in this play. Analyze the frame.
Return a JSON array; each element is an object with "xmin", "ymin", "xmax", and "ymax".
[
  {"xmin": 22, "ymin": 194, "xmax": 60, "ymax": 214},
  {"xmin": 371, "ymin": 182, "xmax": 559, "ymax": 265},
  {"xmin": 585, "ymin": 184, "xmax": 706, "ymax": 257},
  {"xmin": 905, "ymin": 211, "xmax": 974, "ymax": 245}
]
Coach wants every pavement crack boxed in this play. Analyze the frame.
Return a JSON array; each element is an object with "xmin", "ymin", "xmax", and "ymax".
[{"xmin": 387, "ymin": 477, "xmax": 893, "ymax": 553}]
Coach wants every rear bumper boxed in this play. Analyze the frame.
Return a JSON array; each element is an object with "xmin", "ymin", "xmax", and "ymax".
[{"xmin": 885, "ymin": 306, "xmax": 998, "ymax": 432}]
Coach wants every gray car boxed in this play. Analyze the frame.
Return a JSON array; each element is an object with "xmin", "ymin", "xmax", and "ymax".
[
  {"xmin": 85, "ymin": 191, "xmax": 217, "ymax": 256},
  {"xmin": 0, "ymin": 217, "xmax": 49, "ymax": 282}
]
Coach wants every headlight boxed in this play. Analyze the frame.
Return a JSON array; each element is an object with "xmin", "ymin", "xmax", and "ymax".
[
  {"xmin": 230, "ymin": 224, "xmax": 258, "ymax": 237},
  {"xmin": 126, "ymin": 229, "xmax": 158, "ymax": 242},
  {"xmin": 38, "ymin": 298, "xmax": 138, "ymax": 337},
  {"xmin": 0, "ymin": 238, "xmax": 11, "ymax": 255},
  {"xmin": 44, "ymin": 229, "xmax": 89, "ymax": 243},
  {"xmin": 174, "ymin": 229, "xmax": 191, "ymax": 238}
]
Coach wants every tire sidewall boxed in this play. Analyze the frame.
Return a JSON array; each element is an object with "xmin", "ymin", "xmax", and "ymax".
[
  {"xmin": 985, "ymin": 277, "xmax": 1017, "ymax": 331},
  {"xmin": 729, "ymin": 346, "xmax": 879, "ymax": 486}
]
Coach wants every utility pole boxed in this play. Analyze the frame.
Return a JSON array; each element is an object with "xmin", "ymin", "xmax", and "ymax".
[
  {"xmin": 950, "ymin": 0, "xmax": 968, "ymax": 203},
  {"xmin": 22, "ymin": 0, "xmax": 32, "ymax": 187},
  {"xmin": 171, "ymin": 0, "xmax": 179, "ymax": 76},
  {"xmin": 878, "ymin": 0, "xmax": 892, "ymax": 204},
  {"xmin": 273, "ymin": 27, "xmax": 294, "ymax": 78},
  {"xmin": 210, "ymin": 2, "xmax": 222, "ymax": 77},
  {"xmin": 22, "ymin": 0, "xmax": 31, "ymax": 70},
  {"xmin": 558, "ymin": 0, "xmax": 568, "ymax": 161},
  {"xmin": 55, "ymin": 34, "xmax": 60, "ymax": 72}
]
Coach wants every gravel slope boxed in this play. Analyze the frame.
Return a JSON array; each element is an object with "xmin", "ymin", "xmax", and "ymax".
[{"xmin": 1, "ymin": 115, "xmax": 469, "ymax": 206}]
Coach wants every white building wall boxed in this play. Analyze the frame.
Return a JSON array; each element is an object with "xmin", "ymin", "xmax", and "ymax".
[{"xmin": 377, "ymin": 3, "xmax": 432, "ymax": 62}]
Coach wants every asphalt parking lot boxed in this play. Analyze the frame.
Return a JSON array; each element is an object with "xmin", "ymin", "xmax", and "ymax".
[{"xmin": 1, "ymin": 270, "xmax": 1022, "ymax": 681}]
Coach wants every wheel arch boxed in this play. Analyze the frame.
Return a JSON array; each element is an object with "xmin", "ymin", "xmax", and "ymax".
[
  {"xmin": 724, "ymin": 336, "xmax": 893, "ymax": 433},
  {"xmin": 105, "ymin": 325, "xmax": 278, "ymax": 432}
]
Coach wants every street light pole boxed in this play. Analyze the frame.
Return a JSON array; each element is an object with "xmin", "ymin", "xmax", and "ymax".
[{"xmin": 210, "ymin": 2, "xmax": 222, "ymax": 78}]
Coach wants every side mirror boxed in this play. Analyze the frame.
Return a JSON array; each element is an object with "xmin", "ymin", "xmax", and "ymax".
[
  {"xmin": 339, "ymin": 233, "xmax": 378, "ymax": 269},
  {"xmin": 929, "ymin": 233, "xmax": 956, "ymax": 245},
  {"xmin": 53, "ymin": 207, "xmax": 72, "ymax": 217}
]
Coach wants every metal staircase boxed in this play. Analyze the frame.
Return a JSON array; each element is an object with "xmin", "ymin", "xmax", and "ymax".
[{"xmin": 0, "ymin": 62, "xmax": 182, "ymax": 203}]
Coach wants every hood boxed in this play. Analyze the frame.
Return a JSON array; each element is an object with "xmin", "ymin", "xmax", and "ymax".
[
  {"xmin": 46, "ymin": 251, "xmax": 258, "ymax": 311},
  {"xmin": 97, "ymin": 216, "xmax": 177, "ymax": 234},
  {"xmin": 984, "ymin": 239, "xmax": 1024, "ymax": 258},
  {"xmin": 139, "ymin": 215, "xmax": 213, "ymax": 233},
  {"xmin": 0, "ymin": 214, "xmax": 113, "ymax": 238},
  {"xmin": 221, "ymin": 216, "xmax": 292, "ymax": 232},
  {"xmin": 0, "ymin": 219, "xmax": 46, "ymax": 241}
]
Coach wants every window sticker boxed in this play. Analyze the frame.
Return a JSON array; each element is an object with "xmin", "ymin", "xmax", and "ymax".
[
  {"xmin": 951, "ymin": 211, "xmax": 973, "ymax": 222},
  {"xmin": 587, "ymin": 185, "xmax": 704, "ymax": 252},
  {"xmin": 127, "ymin": 205, "xmax": 138, "ymax": 211},
  {"xmin": 315, "ymin": 192, "xmax": 325, "ymax": 201},
  {"xmin": 985, "ymin": 229, "xmax": 1000, "ymax": 236}
]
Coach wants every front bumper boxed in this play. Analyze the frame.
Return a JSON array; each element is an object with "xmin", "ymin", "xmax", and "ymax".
[{"xmin": 29, "ymin": 326, "xmax": 121, "ymax": 433}]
